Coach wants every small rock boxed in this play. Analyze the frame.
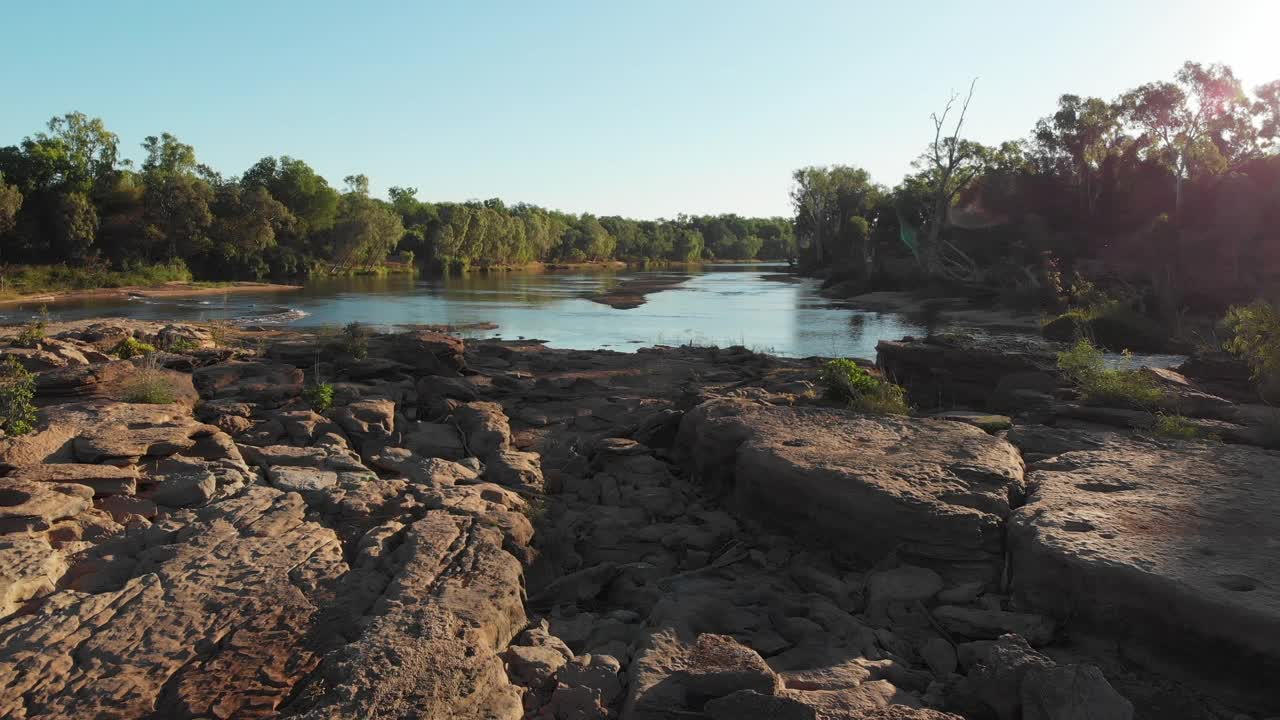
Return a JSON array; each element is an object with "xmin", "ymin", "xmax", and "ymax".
[
  {"xmin": 937, "ymin": 581, "xmax": 985, "ymax": 605},
  {"xmin": 677, "ymin": 633, "xmax": 782, "ymax": 704}
]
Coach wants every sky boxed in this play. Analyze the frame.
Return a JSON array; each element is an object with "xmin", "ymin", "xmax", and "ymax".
[{"xmin": 2, "ymin": 0, "xmax": 1278, "ymax": 219}]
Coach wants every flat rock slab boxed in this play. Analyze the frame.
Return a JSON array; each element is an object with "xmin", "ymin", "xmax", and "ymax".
[
  {"xmin": 0, "ymin": 479, "xmax": 93, "ymax": 534},
  {"xmin": 0, "ymin": 486, "xmax": 346, "ymax": 719},
  {"xmin": 7, "ymin": 463, "xmax": 138, "ymax": 497},
  {"xmin": 677, "ymin": 399, "xmax": 1025, "ymax": 583},
  {"xmin": 1010, "ymin": 441, "xmax": 1280, "ymax": 709}
]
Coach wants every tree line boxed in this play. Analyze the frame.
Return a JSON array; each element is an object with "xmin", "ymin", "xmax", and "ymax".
[
  {"xmin": 0, "ymin": 116, "xmax": 795, "ymax": 280},
  {"xmin": 792, "ymin": 61, "xmax": 1280, "ymax": 315}
]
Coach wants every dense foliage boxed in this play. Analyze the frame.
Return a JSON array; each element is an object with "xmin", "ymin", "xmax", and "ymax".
[
  {"xmin": 0, "ymin": 114, "xmax": 794, "ymax": 281},
  {"xmin": 0, "ymin": 356, "xmax": 37, "ymax": 436},
  {"xmin": 793, "ymin": 62, "xmax": 1280, "ymax": 317}
]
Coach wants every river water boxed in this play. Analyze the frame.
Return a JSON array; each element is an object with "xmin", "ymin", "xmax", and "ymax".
[{"xmin": 6, "ymin": 264, "xmax": 1029, "ymax": 359}]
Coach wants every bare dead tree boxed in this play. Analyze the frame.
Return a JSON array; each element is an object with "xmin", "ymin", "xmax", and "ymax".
[{"xmin": 922, "ymin": 78, "xmax": 981, "ymax": 279}]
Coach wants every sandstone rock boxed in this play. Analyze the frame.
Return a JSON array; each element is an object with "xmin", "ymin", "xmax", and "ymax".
[
  {"xmin": 877, "ymin": 335, "xmax": 1054, "ymax": 408},
  {"xmin": 936, "ymin": 581, "xmax": 984, "ymax": 605},
  {"xmin": 505, "ymin": 644, "xmax": 567, "ymax": 687},
  {"xmin": 333, "ymin": 399, "xmax": 396, "ymax": 451},
  {"xmin": 543, "ymin": 684, "xmax": 607, "ymax": 720},
  {"xmin": 931, "ymin": 410, "xmax": 1013, "ymax": 433},
  {"xmin": 866, "ymin": 566, "xmax": 943, "ymax": 623},
  {"xmin": 486, "ymin": 449, "xmax": 544, "ymax": 490},
  {"xmin": 149, "ymin": 470, "xmax": 218, "ymax": 508},
  {"xmin": 932, "ymin": 605, "xmax": 1055, "ymax": 645},
  {"xmin": 676, "ymin": 633, "xmax": 781, "ymax": 705},
  {"xmin": 0, "ymin": 536, "xmax": 66, "ymax": 620},
  {"xmin": 192, "ymin": 360, "xmax": 303, "ymax": 404},
  {"xmin": 0, "ymin": 487, "xmax": 346, "ymax": 719},
  {"xmin": 267, "ymin": 466, "xmax": 340, "ymax": 505},
  {"xmin": 290, "ymin": 510, "xmax": 527, "ymax": 720},
  {"xmin": 8, "ymin": 463, "xmax": 138, "ymax": 497},
  {"xmin": 369, "ymin": 447, "xmax": 480, "ymax": 486},
  {"xmin": 1009, "ymin": 441, "xmax": 1280, "ymax": 705},
  {"xmin": 402, "ymin": 422, "xmax": 467, "ymax": 460},
  {"xmin": 705, "ymin": 689, "xmax": 817, "ymax": 720},
  {"xmin": 557, "ymin": 654, "xmax": 623, "ymax": 705},
  {"xmin": 384, "ymin": 329, "xmax": 467, "ymax": 377},
  {"xmin": 0, "ymin": 479, "xmax": 93, "ymax": 534},
  {"xmin": 531, "ymin": 562, "xmax": 620, "ymax": 609},
  {"xmin": 962, "ymin": 634, "xmax": 1131, "ymax": 720},
  {"xmin": 454, "ymin": 401, "xmax": 512, "ymax": 458},
  {"xmin": 919, "ymin": 637, "xmax": 957, "ymax": 676},
  {"xmin": 677, "ymin": 399, "xmax": 1024, "ymax": 584},
  {"xmin": 1021, "ymin": 663, "xmax": 1134, "ymax": 720}
]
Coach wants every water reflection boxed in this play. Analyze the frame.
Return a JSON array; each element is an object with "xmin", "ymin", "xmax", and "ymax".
[{"xmin": 9, "ymin": 264, "xmax": 949, "ymax": 359}]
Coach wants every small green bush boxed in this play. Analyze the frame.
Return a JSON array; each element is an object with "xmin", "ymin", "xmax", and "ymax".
[
  {"xmin": 341, "ymin": 321, "xmax": 370, "ymax": 359},
  {"xmin": 112, "ymin": 336, "xmax": 157, "ymax": 359},
  {"xmin": 303, "ymin": 382, "xmax": 334, "ymax": 412},
  {"xmin": 1152, "ymin": 413, "xmax": 1206, "ymax": 440},
  {"xmin": 1224, "ymin": 301, "xmax": 1280, "ymax": 386},
  {"xmin": 165, "ymin": 337, "xmax": 200, "ymax": 353},
  {"xmin": 121, "ymin": 370, "xmax": 178, "ymax": 404},
  {"xmin": 0, "ymin": 356, "xmax": 37, "ymax": 436},
  {"xmin": 1056, "ymin": 339, "xmax": 1163, "ymax": 408},
  {"xmin": 818, "ymin": 359, "xmax": 880, "ymax": 402},
  {"xmin": 13, "ymin": 306, "xmax": 49, "ymax": 348},
  {"xmin": 818, "ymin": 358, "xmax": 910, "ymax": 415}
]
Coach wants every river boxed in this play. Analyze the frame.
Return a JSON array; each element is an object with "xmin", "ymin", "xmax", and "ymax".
[{"xmin": 3, "ymin": 264, "xmax": 1046, "ymax": 359}]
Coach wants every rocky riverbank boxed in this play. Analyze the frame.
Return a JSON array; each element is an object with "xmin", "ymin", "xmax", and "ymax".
[{"xmin": 0, "ymin": 319, "xmax": 1275, "ymax": 719}]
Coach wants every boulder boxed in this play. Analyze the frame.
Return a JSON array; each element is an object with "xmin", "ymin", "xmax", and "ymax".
[
  {"xmin": 504, "ymin": 644, "xmax": 566, "ymax": 687},
  {"xmin": 557, "ymin": 654, "xmax": 623, "ymax": 705},
  {"xmin": 930, "ymin": 410, "xmax": 1012, "ymax": 433},
  {"xmin": 676, "ymin": 633, "xmax": 782, "ymax": 705},
  {"xmin": 486, "ymin": 450, "xmax": 544, "ymax": 490},
  {"xmin": 454, "ymin": 401, "xmax": 511, "ymax": 459},
  {"xmin": 332, "ymin": 399, "xmax": 396, "ymax": 451},
  {"xmin": 382, "ymin": 329, "xmax": 467, "ymax": 377},
  {"xmin": 1009, "ymin": 441, "xmax": 1280, "ymax": 706},
  {"xmin": 149, "ymin": 470, "xmax": 218, "ymax": 508},
  {"xmin": 962, "ymin": 634, "xmax": 1131, "ymax": 720},
  {"xmin": 677, "ymin": 399, "xmax": 1024, "ymax": 584},
  {"xmin": 192, "ymin": 360, "xmax": 303, "ymax": 404},
  {"xmin": 877, "ymin": 335, "xmax": 1054, "ymax": 409}
]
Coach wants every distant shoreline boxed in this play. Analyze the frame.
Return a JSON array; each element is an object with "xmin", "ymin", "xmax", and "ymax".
[{"xmin": 0, "ymin": 281, "xmax": 302, "ymax": 309}]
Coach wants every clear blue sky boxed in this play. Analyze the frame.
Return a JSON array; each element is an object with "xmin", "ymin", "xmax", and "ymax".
[{"xmin": 3, "ymin": 0, "xmax": 1277, "ymax": 218}]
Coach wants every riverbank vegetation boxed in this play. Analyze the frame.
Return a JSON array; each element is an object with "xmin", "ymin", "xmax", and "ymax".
[
  {"xmin": 0, "ymin": 114, "xmax": 795, "ymax": 284},
  {"xmin": 792, "ymin": 61, "xmax": 1280, "ymax": 351}
]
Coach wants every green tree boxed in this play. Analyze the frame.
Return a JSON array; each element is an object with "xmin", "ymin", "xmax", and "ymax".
[{"xmin": 53, "ymin": 192, "xmax": 98, "ymax": 259}]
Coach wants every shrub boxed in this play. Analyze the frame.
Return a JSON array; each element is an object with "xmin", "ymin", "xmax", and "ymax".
[
  {"xmin": 0, "ymin": 356, "xmax": 37, "ymax": 435},
  {"xmin": 1152, "ymin": 412, "xmax": 1207, "ymax": 440},
  {"xmin": 112, "ymin": 336, "xmax": 156, "ymax": 359},
  {"xmin": 303, "ymin": 382, "xmax": 334, "ymax": 412},
  {"xmin": 341, "ymin": 321, "xmax": 370, "ymax": 359},
  {"xmin": 165, "ymin": 337, "xmax": 200, "ymax": 353},
  {"xmin": 121, "ymin": 370, "xmax": 178, "ymax": 404},
  {"xmin": 818, "ymin": 358, "xmax": 910, "ymax": 415},
  {"xmin": 13, "ymin": 306, "xmax": 49, "ymax": 348},
  {"xmin": 1224, "ymin": 301, "xmax": 1280, "ymax": 386},
  {"xmin": 1056, "ymin": 339, "xmax": 1163, "ymax": 408}
]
